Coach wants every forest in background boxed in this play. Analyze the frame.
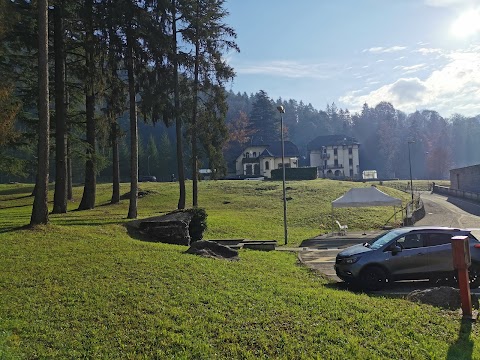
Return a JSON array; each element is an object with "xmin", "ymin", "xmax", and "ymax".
[
  {"xmin": 3, "ymin": 87, "xmax": 480, "ymax": 183},
  {"xmin": 2, "ymin": 0, "xmax": 478, "ymax": 226},
  {"xmin": 224, "ymin": 90, "xmax": 480, "ymax": 180}
]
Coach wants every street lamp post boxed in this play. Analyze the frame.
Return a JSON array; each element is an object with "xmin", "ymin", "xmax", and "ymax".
[
  {"xmin": 424, "ymin": 151, "xmax": 430, "ymax": 189},
  {"xmin": 277, "ymin": 105, "xmax": 288, "ymax": 245},
  {"xmin": 408, "ymin": 140, "xmax": 415, "ymax": 204}
]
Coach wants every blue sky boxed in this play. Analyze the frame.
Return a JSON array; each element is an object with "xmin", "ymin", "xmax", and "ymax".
[{"xmin": 225, "ymin": 0, "xmax": 480, "ymax": 117}]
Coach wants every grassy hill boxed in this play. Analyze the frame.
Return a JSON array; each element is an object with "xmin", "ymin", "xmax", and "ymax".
[
  {"xmin": 0, "ymin": 180, "xmax": 476, "ymax": 359},
  {"xmin": 0, "ymin": 179, "xmax": 414, "ymax": 246}
]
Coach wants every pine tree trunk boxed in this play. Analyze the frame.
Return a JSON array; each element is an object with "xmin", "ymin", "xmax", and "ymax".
[
  {"xmin": 52, "ymin": 2, "xmax": 68, "ymax": 214},
  {"xmin": 172, "ymin": 0, "xmax": 185, "ymax": 210},
  {"xmin": 191, "ymin": 0, "xmax": 200, "ymax": 208},
  {"xmin": 126, "ymin": 24, "xmax": 138, "ymax": 219},
  {"xmin": 66, "ymin": 65, "xmax": 73, "ymax": 201},
  {"xmin": 78, "ymin": 0, "xmax": 96, "ymax": 210},
  {"xmin": 30, "ymin": 0, "xmax": 49, "ymax": 225},
  {"xmin": 67, "ymin": 137, "xmax": 73, "ymax": 200},
  {"xmin": 111, "ymin": 122, "xmax": 120, "ymax": 204}
]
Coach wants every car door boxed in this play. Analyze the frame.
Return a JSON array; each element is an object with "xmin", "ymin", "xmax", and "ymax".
[
  {"xmin": 424, "ymin": 232, "xmax": 456, "ymax": 274},
  {"xmin": 384, "ymin": 233, "xmax": 430, "ymax": 280}
]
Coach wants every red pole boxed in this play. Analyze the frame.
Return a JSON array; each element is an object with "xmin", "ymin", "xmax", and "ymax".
[{"xmin": 451, "ymin": 236, "xmax": 472, "ymax": 318}]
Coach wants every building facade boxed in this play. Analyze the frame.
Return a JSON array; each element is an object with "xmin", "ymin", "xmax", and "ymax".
[
  {"xmin": 235, "ymin": 141, "xmax": 300, "ymax": 179},
  {"xmin": 308, "ymin": 135, "xmax": 360, "ymax": 179},
  {"xmin": 450, "ymin": 164, "xmax": 480, "ymax": 193}
]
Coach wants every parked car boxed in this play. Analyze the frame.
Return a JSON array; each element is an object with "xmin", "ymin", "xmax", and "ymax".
[
  {"xmin": 334, "ymin": 226, "xmax": 480, "ymax": 290},
  {"xmin": 139, "ymin": 175, "xmax": 157, "ymax": 182}
]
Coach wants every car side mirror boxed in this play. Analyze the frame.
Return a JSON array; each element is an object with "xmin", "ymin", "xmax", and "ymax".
[{"xmin": 390, "ymin": 245, "xmax": 402, "ymax": 255}]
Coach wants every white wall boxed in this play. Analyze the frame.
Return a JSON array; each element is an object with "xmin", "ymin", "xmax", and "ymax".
[{"xmin": 310, "ymin": 144, "xmax": 360, "ymax": 177}]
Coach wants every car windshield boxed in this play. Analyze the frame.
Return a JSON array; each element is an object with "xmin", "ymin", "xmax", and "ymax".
[{"xmin": 368, "ymin": 229, "xmax": 409, "ymax": 250}]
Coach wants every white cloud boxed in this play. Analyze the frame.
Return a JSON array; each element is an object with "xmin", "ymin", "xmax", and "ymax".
[
  {"xmin": 425, "ymin": 0, "xmax": 476, "ymax": 7},
  {"xmin": 363, "ymin": 46, "xmax": 407, "ymax": 53},
  {"xmin": 415, "ymin": 48, "xmax": 443, "ymax": 55},
  {"xmin": 340, "ymin": 48, "xmax": 480, "ymax": 116},
  {"xmin": 234, "ymin": 60, "xmax": 340, "ymax": 79},
  {"xmin": 393, "ymin": 64, "xmax": 427, "ymax": 73},
  {"xmin": 340, "ymin": 78, "xmax": 427, "ymax": 112}
]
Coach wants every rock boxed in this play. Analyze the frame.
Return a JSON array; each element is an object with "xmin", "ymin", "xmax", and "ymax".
[
  {"xmin": 127, "ymin": 209, "xmax": 207, "ymax": 246},
  {"xmin": 186, "ymin": 240, "xmax": 239, "ymax": 261},
  {"xmin": 406, "ymin": 286, "xmax": 479, "ymax": 310},
  {"xmin": 139, "ymin": 212, "xmax": 192, "ymax": 246}
]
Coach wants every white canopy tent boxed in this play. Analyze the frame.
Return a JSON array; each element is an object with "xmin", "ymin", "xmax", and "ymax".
[{"xmin": 331, "ymin": 186, "xmax": 402, "ymax": 234}]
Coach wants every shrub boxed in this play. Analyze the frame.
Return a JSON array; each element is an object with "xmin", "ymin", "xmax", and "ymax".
[{"xmin": 185, "ymin": 208, "xmax": 208, "ymax": 242}]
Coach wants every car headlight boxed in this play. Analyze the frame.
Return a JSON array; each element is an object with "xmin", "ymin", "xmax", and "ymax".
[{"xmin": 344, "ymin": 256, "xmax": 360, "ymax": 264}]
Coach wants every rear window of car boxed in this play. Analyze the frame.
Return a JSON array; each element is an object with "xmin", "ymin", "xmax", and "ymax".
[{"xmin": 425, "ymin": 233, "xmax": 452, "ymax": 247}]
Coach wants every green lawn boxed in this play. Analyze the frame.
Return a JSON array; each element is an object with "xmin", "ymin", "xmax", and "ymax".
[
  {"xmin": 0, "ymin": 179, "xmax": 413, "ymax": 246},
  {"xmin": 0, "ymin": 180, "xmax": 477, "ymax": 359}
]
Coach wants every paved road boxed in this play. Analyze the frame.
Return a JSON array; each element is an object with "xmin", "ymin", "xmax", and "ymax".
[
  {"xmin": 416, "ymin": 192, "xmax": 480, "ymax": 228},
  {"xmin": 297, "ymin": 192, "xmax": 480, "ymax": 295}
]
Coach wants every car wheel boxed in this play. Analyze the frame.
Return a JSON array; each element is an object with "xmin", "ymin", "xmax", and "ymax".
[
  {"xmin": 360, "ymin": 266, "xmax": 388, "ymax": 291},
  {"xmin": 429, "ymin": 274, "xmax": 454, "ymax": 286},
  {"xmin": 450, "ymin": 263, "xmax": 480, "ymax": 289},
  {"xmin": 468, "ymin": 263, "xmax": 480, "ymax": 289}
]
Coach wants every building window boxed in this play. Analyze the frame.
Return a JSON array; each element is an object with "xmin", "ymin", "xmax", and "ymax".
[
  {"xmin": 323, "ymin": 147, "xmax": 327, "ymax": 154},
  {"xmin": 349, "ymin": 159, "xmax": 353, "ymax": 166},
  {"xmin": 245, "ymin": 152, "xmax": 250, "ymax": 158},
  {"xmin": 253, "ymin": 152, "xmax": 256, "ymax": 157},
  {"xmin": 246, "ymin": 164, "xmax": 252, "ymax": 175},
  {"xmin": 265, "ymin": 161, "xmax": 270, "ymax": 170},
  {"xmin": 334, "ymin": 148, "xmax": 338, "ymax": 156},
  {"xmin": 350, "ymin": 169, "xmax": 353, "ymax": 177},
  {"xmin": 348, "ymin": 148, "xmax": 352, "ymax": 155},
  {"xmin": 334, "ymin": 159, "xmax": 338, "ymax": 166}
]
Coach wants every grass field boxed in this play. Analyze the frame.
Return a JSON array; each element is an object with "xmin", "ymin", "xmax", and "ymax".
[
  {"xmin": 1, "ymin": 179, "xmax": 417, "ymax": 246},
  {"xmin": 1, "ymin": 179, "xmax": 477, "ymax": 359}
]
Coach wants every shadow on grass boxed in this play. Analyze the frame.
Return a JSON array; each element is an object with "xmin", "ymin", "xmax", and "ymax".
[
  {"xmin": 0, "ymin": 203, "xmax": 32, "ymax": 210},
  {"xmin": 52, "ymin": 218, "xmax": 127, "ymax": 227},
  {"xmin": 0, "ymin": 195, "xmax": 32, "ymax": 202},
  {"xmin": 323, "ymin": 280, "xmax": 431, "ymax": 299},
  {"xmin": 0, "ymin": 187, "xmax": 34, "ymax": 196},
  {"xmin": 0, "ymin": 224, "xmax": 34, "ymax": 234},
  {"xmin": 446, "ymin": 319, "xmax": 473, "ymax": 360},
  {"xmin": 324, "ymin": 281, "xmax": 369, "ymax": 294}
]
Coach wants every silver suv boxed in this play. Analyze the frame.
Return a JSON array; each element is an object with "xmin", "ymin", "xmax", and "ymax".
[{"xmin": 334, "ymin": 226, "xmax": 480, "ymax": 290}]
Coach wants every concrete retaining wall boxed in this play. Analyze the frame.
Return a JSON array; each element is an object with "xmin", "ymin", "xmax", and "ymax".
[{"xmin": 434, "ymin": 184, "xmax": 480, "ymax": 202}]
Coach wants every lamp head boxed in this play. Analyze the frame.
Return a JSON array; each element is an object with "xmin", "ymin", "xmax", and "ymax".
[{"xmin": 277, "ymin": 105, "xmax": 285, "ymax": 114}]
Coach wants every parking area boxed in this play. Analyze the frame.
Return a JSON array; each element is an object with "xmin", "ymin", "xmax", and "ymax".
[{"xmin": 295, "ymin": 231, "xmax": 480, "ymax": 296}]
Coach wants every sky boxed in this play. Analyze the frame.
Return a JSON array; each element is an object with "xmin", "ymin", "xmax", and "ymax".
[{"xmin": 225, "ymin": 0, "xmax": 480, "ymax": 117}]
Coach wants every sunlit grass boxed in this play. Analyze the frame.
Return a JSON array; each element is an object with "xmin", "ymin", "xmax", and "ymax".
[
  {"xmin": 1, "ymin": 180, "xmax": 477, "ymax": 359},
  {"xmin": 1, "ymin": 223, "xmax": 478, "ymax": 359},
  {"xmin": 1, "ymin": 179, "xmax": 412, "ymax": 246}
]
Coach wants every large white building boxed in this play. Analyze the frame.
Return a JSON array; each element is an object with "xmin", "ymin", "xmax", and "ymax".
[
  {"xmin": 235, "ymin": 141, "xmax": 300, "ymax": 179},
  {"xmin": 308, "ymin": 135, "xmax": 360, "ymax": 179}
]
